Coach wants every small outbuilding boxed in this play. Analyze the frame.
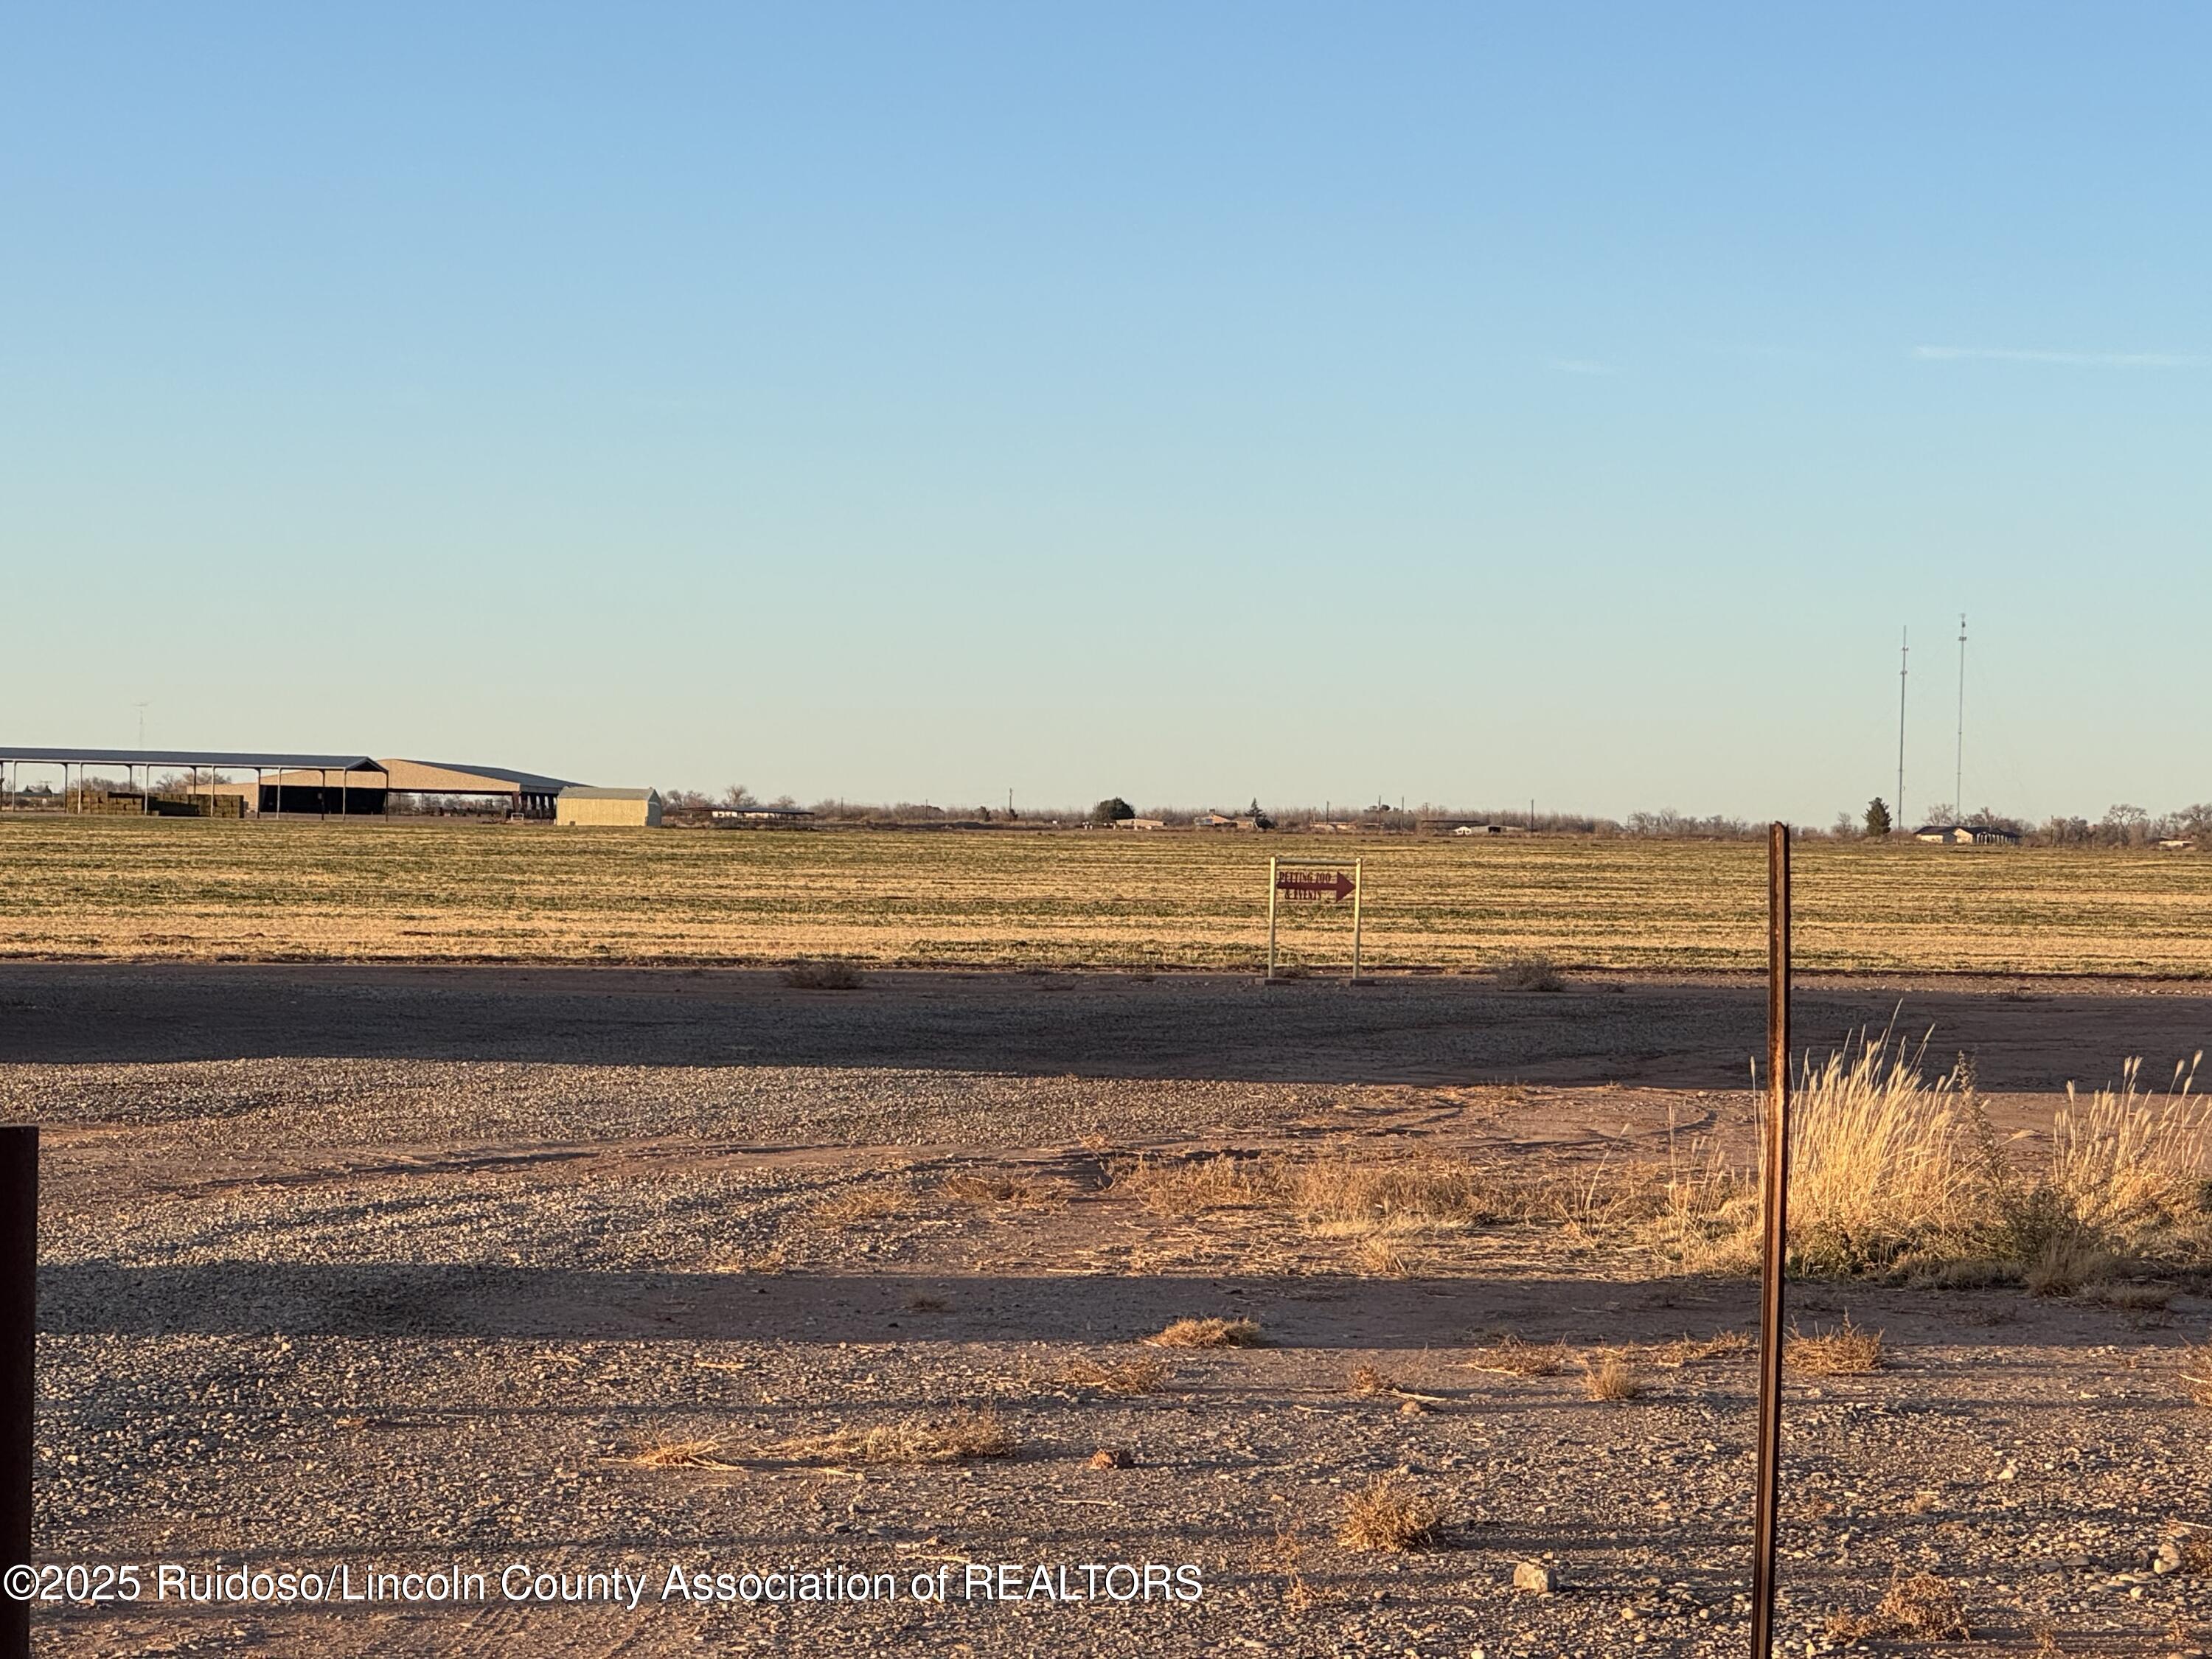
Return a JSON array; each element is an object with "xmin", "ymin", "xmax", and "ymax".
[{"xmin": 556, "ymin": 786, "xmax": 663, "ymax": 827}]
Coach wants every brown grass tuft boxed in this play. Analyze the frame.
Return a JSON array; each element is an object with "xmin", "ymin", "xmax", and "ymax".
[
  {"xmin": 632, "ymin": 1438, "xmax": 742, "ymax": 1470},
  {"xmin": 1874, "ymin": 1573, "xmax": 1970, "ymax": 1640},
  {"xmin": 781, "ymin": 959, "xmax": 863, "ymax": 990},
  {"xmin": 1463, "ymin": 1334, "xmax": 1571, "ymax": 1376},
  {"xmin": 1789, "ymin": 1313, "xmax": 1885, "ymax": 1376},
  {"xmin": 938, "ymin": 1169, "xmax": 1065, "ymax": 1210},
  {"xmin": 1647, "ymin": 1330, "xmax": 1753, "ymax": 1366},
  {"xmin": 2182, "ymin": 1344, "xmax": 2212, "ymax": 1408},
  {"xmin": 804, "ymin": 1185, "xmax": 908, "ymax": 1228},
  {"xmin": 1350, "ymin": 1231, "xmax": 1413, "ymax": 1276},
  {"xmin": 1150, "ymin": 1316, "xmax": 1263, "ymax": 1349},
  {"xmin": 1582, "ymin": 1354, "xmax": 1646, "ymax": 1401},
  {"xmin": 762, "ymin": 1411, "xmax": 1014, "ymax": 1466},
  {"xmin": 1057, "ymin": 1356, "xmax": 1171, "ymax": 1397},
  {"xmin": 1338, "ymin": 1475, "xmax": 1444, "ymax": 1552},
  {"xmin": 1346, "ymin": 1363, "xmax": 1397, "ymax": 1397},
  {"xmin": 2024, "ymin": 1236, "xmax": 2118, "ymax": 1297},
  {"xmin": 1494, "ymin": 954, "xmax": 1566, "ymax": 992}
]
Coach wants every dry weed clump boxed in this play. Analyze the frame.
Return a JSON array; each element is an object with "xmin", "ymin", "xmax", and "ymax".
[
  {"xmin": 780, "ymin": 959, "xmax": 863, "ymax": 990},
  {"xmin": 1788, "ymin": 1314, "xmax": 1885, "ymax": 1375},
  {"xmin": 1150, "ymin": 1316, "xmax": 1263, "ymax": 1349},
  {"xmin": 2023, "ymin": 1235, "xmax": 2118, "ymax": 1297},
  {"xmin": 803, "ymin": 1184, "xmax": 909, "ymax": 1228},
  {"xmin": 938, "ymin": 1169, "xmax": 1065, "ymax": 1210},
  {"xmin": 1662, "ymin": 1036, "xmax": 2212, "ymax": 1281},
  {"xmin": 1463, "ymin": 1334, "xmax": 1571, "ymax": 1377},
  {"xmin": 1648, "ymin": 1330, "xmax": 1752, "ymax": 1366},
  {"xmin": 1057, "ymin": 1356, "xmax": 1171, "ymax": 1397},
  {"xmin": 1494, "ymin": 954, "xmax": 1566, "ymax": 992},
  {"xmin": 632, "ymin": 1439, "xmax": 742, "ymax": 1471},
  {"xmin": 1875, "ymin": 1573, "xmax": 1971, "ymax": 1640},
  {"xmin": 1346, "ymin": 1363, "xmax": 1397, "ymax": 1397},
  {"xmin": 1338, "ymin": 1475, "xmax": 1444, "ymax": 1552},
  {"xmin": 1826, "ymin": 1573, "xmax": 1972, "ymax": 1643},
  {"xmin": 2182, "ymin": 1344, "xmax": 2212, "ymax": 1408},
  {"xmin": 762, "ymin": 1411, "xmax": 1014, "ymax": 1467},
  {"xmin": 1582, "ymin": 1354, "xmax": 1646, "ymax": 1402}
]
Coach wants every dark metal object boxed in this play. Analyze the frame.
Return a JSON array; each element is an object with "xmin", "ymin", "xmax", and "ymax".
[
  {"xmin": 0, "ymin": 1124, "xmax": 35, "ymax": 1658},
  {"xmin": 1750, "ymin": 824, "xmax": 1792, "ymax": 1655}
]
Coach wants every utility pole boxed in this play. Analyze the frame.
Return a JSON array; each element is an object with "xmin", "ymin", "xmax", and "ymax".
[
  {"xmin": 133, "ymin": 701, "xmax": 149, "ymax": 747},
  {"xmin": 1895, "ymin": 627, "xmax": 1909, "ymax": 832},
  {"xmin": 1954, "ymin": 614, "xmax": 1966, "ymax": 818}
]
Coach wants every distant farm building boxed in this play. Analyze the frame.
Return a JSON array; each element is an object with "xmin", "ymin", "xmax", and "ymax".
[
  {"xmin": 1, "ymin": 747, "xmax": 585, "ymax": 820},
  {"xmin": 1194, "ymin": 813, "xmax": 1264, "ymax": 830},
  {"xmin": 1913, "ymin": 824, "xmax": 2021, "ymax": 846},
  {"xmin": 1113, "ymin": 818, "xmax": 1166, "ymax": 830},
  {"xmin": 712, "ymin": 805, "xmax": 813, "ymax": 824},
  {"xmin": 227, "ymin": 758, "xmax": 578, "ymax": 818},
  {"xmin": 557, "ymin": 787, "xmax": 663, "ymax": 827},
  {"xmin": 1451, "ymin": 823, "xmax": 1528, "ymax": 836}
]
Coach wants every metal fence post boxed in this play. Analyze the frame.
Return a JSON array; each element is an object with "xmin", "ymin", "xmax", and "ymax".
[
  {"xmin": 1, "ymin": 1124, "xmax": 35, "ymax": 1659},
  {"xmin": 1349, "ymin": 859, "xmax": 1363, "ymax": 982},
  {"xmin": 1265, "ymin": 857, "xmax": 1279, "ymax": 981},
  {"xmin": 1750, "ymin": 824, "xmax": 1792, "ymax": 1656}
]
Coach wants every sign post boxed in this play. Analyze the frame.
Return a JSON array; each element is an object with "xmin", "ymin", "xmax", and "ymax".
[
  {"xmin": 1750, "ymin": 823, "xmax": 1792, "ymax": 1657},
  {"xmin": 1265, "ymin": 859, "xmax": 1365, "ymax": 981}
]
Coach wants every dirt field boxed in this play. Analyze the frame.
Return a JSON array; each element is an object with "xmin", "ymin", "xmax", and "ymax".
[
  {"xmin": 6, "ymin": 965, "xmax": 2209, "ymax": 1655},
  {"xmin": 9, "ymin": 817, "xmax": 2212, "ymax": 975}
]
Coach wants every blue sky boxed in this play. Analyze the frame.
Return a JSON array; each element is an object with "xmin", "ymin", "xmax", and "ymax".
[{"xmin": 4, "ymin": 4, "xmax": 2205, "ymax": 820}]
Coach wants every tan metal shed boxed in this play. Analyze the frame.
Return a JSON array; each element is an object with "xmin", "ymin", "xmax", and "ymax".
[{"xmin": 555, "ymin": 787, "xmax": 663, "ymax": 827}]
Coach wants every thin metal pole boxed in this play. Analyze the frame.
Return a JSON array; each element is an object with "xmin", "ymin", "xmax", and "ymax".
[
  {"xmin": 0, "ymin": 1124, "xmax": 38, "ymax": 1659},
  {"xmin": 1750, "ymin": 822, "xmax": 1792, "ymax": 1658},
  {"xmin": 1266, "ymin": 857, "xmax": 1279, "ymax": 981},
  {"xmin": 1954, "ymin": 613, "xmax": 1966, "ymax": 818},
  {"xmin": 1349, "ymin": 858, "xmax": 1363, "ymax": 981},
  {"xmin": 1895, "ymin": 626, "xmax": 1908, "ymax": 832}
]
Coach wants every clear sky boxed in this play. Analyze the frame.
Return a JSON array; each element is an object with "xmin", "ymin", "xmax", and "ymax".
[{"xmin": 4, "ymin": 4, "xmax": 2205, "ymax": 822}]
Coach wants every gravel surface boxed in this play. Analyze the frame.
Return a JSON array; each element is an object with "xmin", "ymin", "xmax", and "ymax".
[{"xmin": 6, "ymin": 968, "xmax": 2209, "ymax": 1655}]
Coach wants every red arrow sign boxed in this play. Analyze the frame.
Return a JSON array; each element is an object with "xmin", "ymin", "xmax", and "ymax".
[{"xmin": 1276, "ymin": 870, "xmax": 1354, "ymax": 901}]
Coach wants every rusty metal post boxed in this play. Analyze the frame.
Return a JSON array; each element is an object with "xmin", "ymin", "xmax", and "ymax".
[
  {"xmin": 1750, "ymin": 823, "xmax": 1792, "ymax": 1656},
  {"xmin": 0, "ymin": 1124, "xmax": 36, "ymax": 1659}
]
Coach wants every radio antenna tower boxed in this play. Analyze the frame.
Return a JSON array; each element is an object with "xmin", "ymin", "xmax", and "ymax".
[
  {"xmin": 1895, "ymin": 627, "xmax": 1909, "ymax": 831},
  {"xmin": 1953, "ymin": 615, "xmax": 1966, "ymax": 819}
]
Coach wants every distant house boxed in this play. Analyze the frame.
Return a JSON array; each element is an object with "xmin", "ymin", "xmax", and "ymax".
[
  {"xmin": 2158, "ymin": 838, "xmax": 2196, "ymax": 852},
  {"xmin": 1113, "ymin": 817, "xmax": 1166, "ymax": 830},
  {"xmin": 1194, "ymin": 813, "xmax": 1263, "ymax": 830},
  {"xmin": 1450, "ymin": 823, "xmax": 1528, "ymax": 836},
  {"xmin": 556, "ymin": 786, "xmax": 663, "ymax": 827},
  {"xmin": 1913, "ymin": 824, "xmax": 2020, "ymax": 846}
]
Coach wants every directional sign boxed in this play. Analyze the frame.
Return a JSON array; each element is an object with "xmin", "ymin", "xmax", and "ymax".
[
  {"xmin": 1275, "ymin": 869, "xmax": 1354, "ymax": 902},
  {"xmin": 1266, "ymin": 857, "xmax": 1366, "ymax": 983}
]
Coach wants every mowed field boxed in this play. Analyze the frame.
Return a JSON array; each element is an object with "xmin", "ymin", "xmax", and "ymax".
[{"xmin": 6, "ymin": 817, "xmax": 2212, "ymax": 975}]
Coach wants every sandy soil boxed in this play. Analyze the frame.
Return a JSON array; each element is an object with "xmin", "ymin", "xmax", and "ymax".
[{"xmin": 3, "ymin": 966, "xmax": 2208, "ymax": 1656}]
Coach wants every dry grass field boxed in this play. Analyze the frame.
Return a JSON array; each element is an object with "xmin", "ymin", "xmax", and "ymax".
[{"xmin": 5, "ymin": 816, "xmax": 2212, "ymax": 975}]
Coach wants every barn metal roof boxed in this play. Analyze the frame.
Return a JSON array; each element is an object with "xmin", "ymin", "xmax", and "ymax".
[
  {"xmin": 0, "ymin": 746, "xmax": 384, "ymax": 771},
  {"xmin": 395, "ymin": 759, "xmax": 578, "ymax": 794}
]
